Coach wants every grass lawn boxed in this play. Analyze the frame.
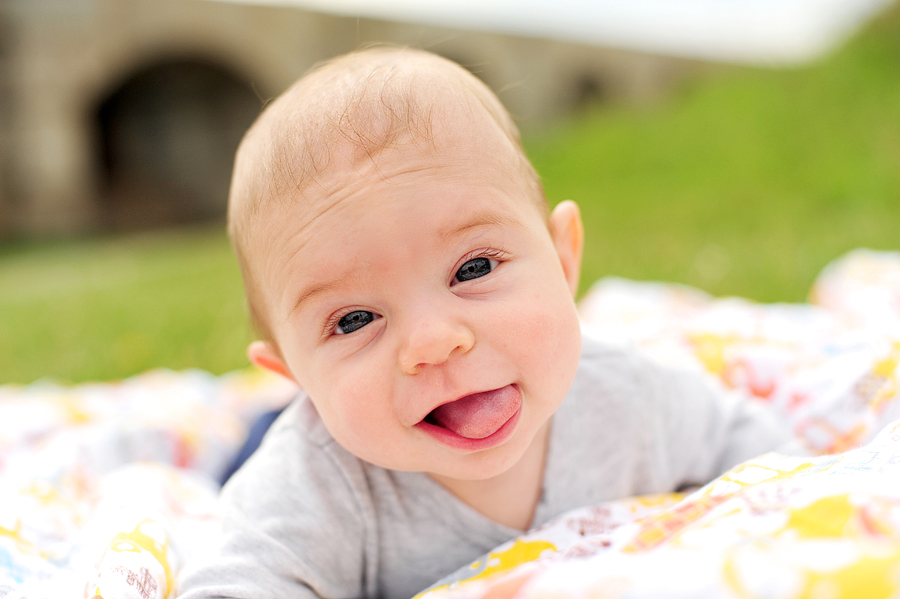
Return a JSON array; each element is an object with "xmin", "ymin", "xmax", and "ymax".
[
  {"xmin": 1, "ymin": 4, "xmax": 899, "ymax": 385},
  {"xmin": 0, "ymin": 226, "xmax": 251, "ymax": 384},
  {"xmin": 527, "ymin": 2, "xmax": 900, "ymax": 302}
]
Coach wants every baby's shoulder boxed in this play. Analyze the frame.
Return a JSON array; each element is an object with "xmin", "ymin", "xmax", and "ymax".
[
  {"xmin": 571, "ymin": 334, "xmax": 719, "ymax": 420},
  {"xmin": 575, "ymin": 335, "xmax": 653, "ymax": 386},
  {"xmin": 265, "ymin": 393, "xmax": 334, "ymax": 447},
  {"xmin": 223, "ymin": 394, "xmax": 365, "ymax": 503}
]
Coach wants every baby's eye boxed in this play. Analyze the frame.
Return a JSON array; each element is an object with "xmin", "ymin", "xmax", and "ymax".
[
  {"xmin": 455, "ymin": 257, "xmax": 497, "ymax": 283},
  {"xmin": 335, "ymin": 310, "xmax": 378, "ymax": 334}
]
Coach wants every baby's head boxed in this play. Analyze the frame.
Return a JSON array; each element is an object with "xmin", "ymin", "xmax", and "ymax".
[
  {"xmin": 230, "ymin": 47, "xmax": 585, "ymax": 484},
  {"xmin": 230, "ymin": 47, "xmax": 547, "ymax": 338}
]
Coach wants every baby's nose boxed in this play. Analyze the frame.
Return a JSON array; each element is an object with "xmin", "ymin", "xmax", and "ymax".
[{"xmin": 398, "ymin": 314, "xmax": 475, "ymax": 375}]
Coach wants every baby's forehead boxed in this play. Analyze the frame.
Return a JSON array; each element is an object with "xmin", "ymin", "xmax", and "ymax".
[
  {"xmin": 250, "ymin": 106, "xmax": 543, "ymax": 258},
  {"xmin": 288, "ymin": 122, "xmax": 527, "ymax": 216},
  {"xmin": 257, "ymin": 138, "xmax": 542, "ymax": 268}
]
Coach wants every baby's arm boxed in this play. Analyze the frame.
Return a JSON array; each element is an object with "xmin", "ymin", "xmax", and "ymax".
[
  {"xmin": 638, "ymin": 351, "xmax": 793, "ymax": 489},
  {"xmin": 177, "ymin": 402, "xmax": 371, "ymax": 599}
]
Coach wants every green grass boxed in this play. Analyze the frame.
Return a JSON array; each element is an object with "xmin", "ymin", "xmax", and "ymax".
[
  {"xmin": 2, "ymin": 5, "xmax": 899, "ymax": 384},
  {"xmin": 527, "ymin": 4, "xmax": 900, "ymax": 301},
  {"xmin": 0, "ymin": 225, "xmax": 251, "ymax": 384}
]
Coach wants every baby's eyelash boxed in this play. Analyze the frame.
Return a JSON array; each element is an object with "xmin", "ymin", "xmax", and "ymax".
[
  {"xmin": 322, "ymin": 312, "xmax": 344, "ymax": 337},
  {"xmin": 459, "ymin": 247, "xmax": 508, "ymax": 264},
  {"xmin": 450, "ymin": 247, "xmax": 509, "ymax": 285},
  {"xmin": 323, "ymin": 308, "xmax": 382, "ymax": 339},
  {"xmin": 322, "ymin": 309, "xmax": 358, "ymax": 339}
]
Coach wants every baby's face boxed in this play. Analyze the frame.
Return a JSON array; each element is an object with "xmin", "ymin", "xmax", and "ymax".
[{"xmin": 250, "ymin": 118, "xmax": 582, "ymax": 483}]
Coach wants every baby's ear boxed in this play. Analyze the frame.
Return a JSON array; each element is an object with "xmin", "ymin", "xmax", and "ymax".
[
  {"xmin": 548, "ymin": 200, "xmax": 584, "ymax": 297},
  {"xmin": 247, "ymin": 340, "xmax": 296, "ymax": 382}
]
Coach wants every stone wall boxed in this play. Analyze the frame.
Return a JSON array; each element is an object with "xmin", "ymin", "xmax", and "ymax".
[{"xmin": 0, "ymin": 0, "xmax": 692, "ymax": 238}]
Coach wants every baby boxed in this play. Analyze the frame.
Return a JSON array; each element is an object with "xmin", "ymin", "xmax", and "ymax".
[{"xmin": 178, "ymin": 47, "xmax": 788, "ymax": 599}]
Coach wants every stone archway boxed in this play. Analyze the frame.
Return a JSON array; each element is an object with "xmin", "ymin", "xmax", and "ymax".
[{"xmin": 94, "ymin": 57, "xmax": 261, "ymax": 230}]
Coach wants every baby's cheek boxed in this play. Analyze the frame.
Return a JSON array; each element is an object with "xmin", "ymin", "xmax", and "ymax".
[
  {"xmin": 320, "ymin": 390, "xmax": 383, "ymax": 456},
  {"xmin": 519, "ymin": 290, "xmax": 581, "ymax": 371},
  {"xmin": 527, "ymin": 286, "xmax": 576, "ymax": 333},
  {"xmin": 312, "ymin": 379, "xmax": 366, "ymax": 428},
  {"xmin": 498, "ymin": 290, "xmax": 574, "ymax": 354}
]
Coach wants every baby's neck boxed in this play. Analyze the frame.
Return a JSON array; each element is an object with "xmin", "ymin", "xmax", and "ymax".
[{"xmin": 430, "ymin": 420, "xmax": 551, "ymax": 532}]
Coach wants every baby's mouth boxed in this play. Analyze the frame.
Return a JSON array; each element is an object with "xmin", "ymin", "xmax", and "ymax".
[{"xmin": 424, "ymin": 386, "xmax": 520, "ymax": 440}]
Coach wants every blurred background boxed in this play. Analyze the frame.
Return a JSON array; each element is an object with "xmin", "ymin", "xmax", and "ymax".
[{"xmin": 0, "ymin": 0, "xmax": 898, "ymax": 385}]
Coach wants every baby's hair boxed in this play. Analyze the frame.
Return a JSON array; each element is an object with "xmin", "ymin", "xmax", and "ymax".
[{"xmin": 229, "ymin": 46, "xmax": 545, "ymax": 341}]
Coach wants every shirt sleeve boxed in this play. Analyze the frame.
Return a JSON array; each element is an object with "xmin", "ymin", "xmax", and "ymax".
[
  {"xmin": 637, "ymin": 350, "xmax": 793, "ymax": 489},
  {"xmin": 177, "ymin": 401, "xmax": 372, "ymax": 599}
]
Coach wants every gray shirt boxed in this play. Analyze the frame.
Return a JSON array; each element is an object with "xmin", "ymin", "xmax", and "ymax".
[{"xmin": 178, "ymin": 337, "xmax": 788, "ymax": 599}]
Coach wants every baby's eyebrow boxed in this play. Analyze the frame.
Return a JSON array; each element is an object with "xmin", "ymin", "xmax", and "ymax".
[
  {"xmin": 290, "ymin": 280, "xmax": 338, "ymax": 317},
  {"xmin": 441, "ymin": 211, "xmax": 523, "ymax": 241},
  {"xmin": 290, "ymin": 270, "xmax": 364, "ymax": 318}
]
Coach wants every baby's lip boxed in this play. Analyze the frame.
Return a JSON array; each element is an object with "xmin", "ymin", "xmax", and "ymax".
[{"xmin": 416, "ymin": 385, "xmax": 522, "ymax": 451}]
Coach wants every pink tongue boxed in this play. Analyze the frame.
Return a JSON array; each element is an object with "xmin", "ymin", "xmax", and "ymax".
[{"xmin": 428, "ymin": 386, "xmax": 519, "ymax": 439}]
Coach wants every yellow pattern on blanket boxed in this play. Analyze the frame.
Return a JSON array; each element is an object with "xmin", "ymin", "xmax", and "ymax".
[{"xmin": 89, "ymin": 519, "xmax": 173, "ymax": 599}]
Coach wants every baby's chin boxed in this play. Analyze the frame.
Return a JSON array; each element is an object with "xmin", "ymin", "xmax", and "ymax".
[
  {"xmin": 428, "ymin": 421, "xmax": 553, "ymax": 483},
  {"xmin": 351, "ymin": 447, "xmax": 530, "ymax": 481}
]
